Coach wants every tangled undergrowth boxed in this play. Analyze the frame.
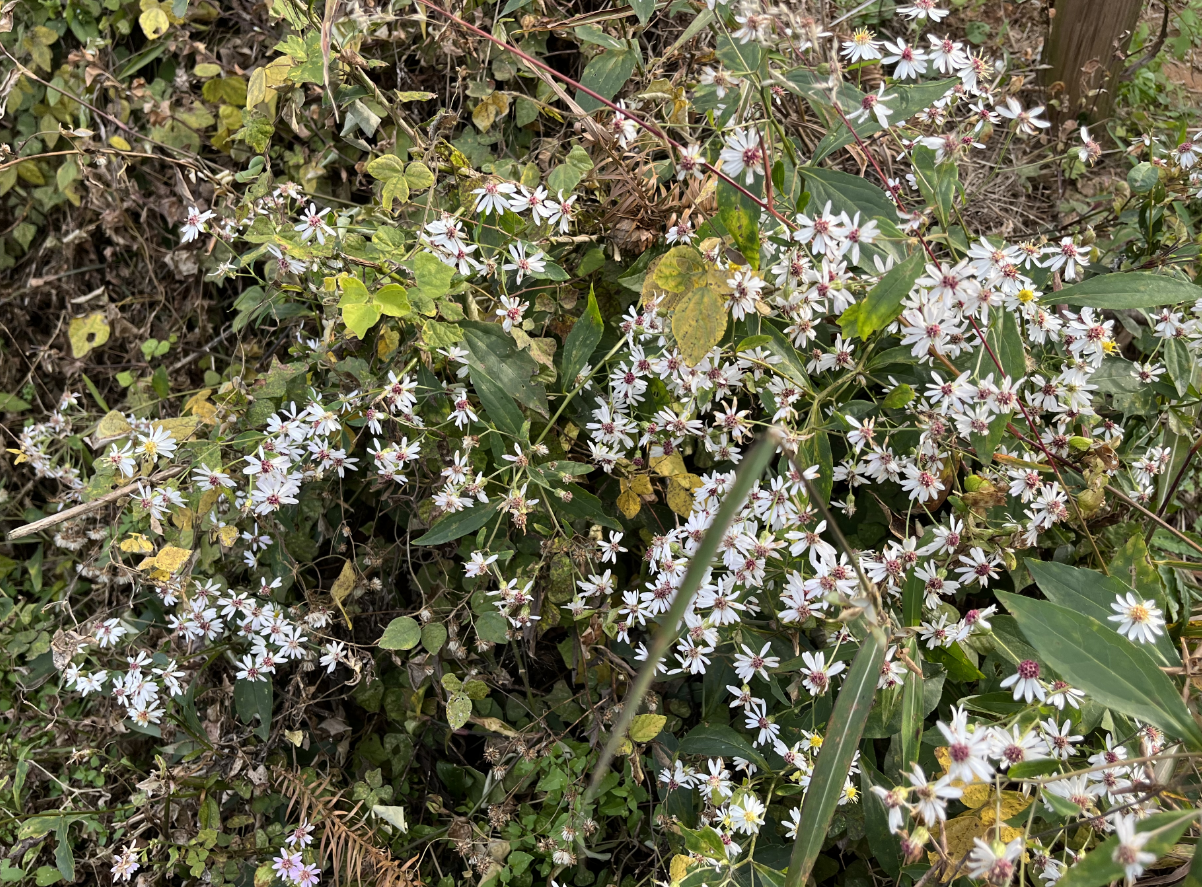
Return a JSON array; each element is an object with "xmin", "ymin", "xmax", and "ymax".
[{"xmin": 4, "ymin": 0, "xmax": 1202, "ymax": 886}]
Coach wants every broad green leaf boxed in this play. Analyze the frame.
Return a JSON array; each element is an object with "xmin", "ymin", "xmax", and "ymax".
[
  {"xmin": 0, "ymin": 393, "xmax": 32, "ymax": 413},
  {"xmin": 476, "ymin": 611, "xmax": 510, "ymax": 644},
  {"xmin": 677, "ymin": 724, "xmax": 768, "ymax": 769},
  {"xmin": 408, "ymin": 252, "xmax": 456, "ymax": 314},
  {"xmin": 988, "ymin": 308, "xmax": 1026, "ymax": 380},
  {"xmin": 800, "ymin": 168, "xmax": 901, "ymax": 262},
  {"xmin": 546, "ymin": 144, "xmax": 595, "ymax": 195},
  {"xmin": 414, "ymin": 502, "xmax": 500, "ymax": 546},
  {"xmin": 560, "ymin": 288, "xmax": 603, "ymax": 387},
  {"xmin": 998, "ymin": 592, "xmax": 1202, "ymax": 750},
  {"xmin": 1056, "ymin": 809, "xmax": 1198, "ymax": 887},
  {"xmin": 422, "ymin": 621, "xmax": 448, "ymax": 654},
  {"xmin": 550, "ymin": 482, "xmax": 623, "ymax": 531},
  {"xmin": 716, "ymin": 179, "xmax": 760, "ymax": 268},
  {"xmin": 575, "ymin": 45, "xmax": 638, "ymax": 113},
  {"xmin": 233, "ymin": 679, "xmax": 273, "ymax": 739},
  {"xmin": 1090, "ymin": 357, "xmax": 1157, "ymax": 414},
  {"xmin": 794, "ymin": 428, "xmax": 833, "ymax": 504},
  {"xmin": 912, "ymin": 145, "xmax": 957, "ymax": 230},
  {"xmin": 809, "ymin": 78, "xmax": 957, "ymax": 164},
  {"xmin": 1050, "ymin": 271, "xmax": 1202, "ymax": 309},
  {"xmin": 628, "ymin": 0, "xmax": 655, "ymax": 25},
  {"xmin": 54, "ymin": 820, "xmax": 73, "ymax": 883},
  {"xmin": 378, "ymin": 616, "xmax": 421, "ymax": 650},
  {"xmin": 784, "ymin": 627, "xmax": 887, "ymax": 887},
  {"xmin": 1006, "ymin": 759, "xmax": 1059, "ymax": 779},
  {"xmin": 715, "ymin": 31, "xmax": 760, "ymax": 75},
  {"xmin": 1026, "ymin": 559, "xmax": 1178, "ymax": 667},
  {"xmin": 462, "ymin": 322, "xmax": 549, "ymax": 435},
  {"xmin": 841, "ymin": 250, "xmax": 923, "ymax": 340},
  {"xmin": 673, "ymin": 278, "xmax": 728, "ymax": 367},
  {"xmin": 860, "ymin": 765, "xmax": 902, "ymax": 878}
]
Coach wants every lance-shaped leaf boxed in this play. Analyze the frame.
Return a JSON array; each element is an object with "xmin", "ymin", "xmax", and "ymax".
[
  {"xmin": 997, "ymin": 591, "xmax": 1202, "ymax": 750},
  {"xmin": 560, "ymin": 287, "xmax": 603, "ymax": 387},
  {"xmin": 783, "ymin": 626, "xmax": 887, "ymax": 887},
  {"xmin": 1048, "ymin": 271, "xmax": 1202, "ymax": 310},
  {"xmin": 1056, "ymin": 809, "xmax": 1198, "ymax": 887}
]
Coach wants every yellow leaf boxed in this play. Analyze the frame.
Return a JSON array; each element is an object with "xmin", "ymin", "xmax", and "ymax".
[
  {"xmin": 94, "ymin": 410, "xmax": 132, "ymax": 443},
  {"xmin": 142, "ymin": 544, "xmax": 192, "ymax": 574},
  {"xmin": 193, "ymin": 63, "xmax": 223, "ymax": 78},
  {"xmin": 109, "ymin": 135, "xmax": 132, "ymax": 151},
  {"xmin": 960, "ymin": 783, "xmax": 992, "ymax": 808},
  {"xmin": 629, "ymin": 713, "xmax": 666, "ymax": 742},
  {"xmin": 666, "ymin": 481, "xmax": 695, "ymax": 517},
  {"xmin": 119, "ymin": 533, "xmax": 154, "ymax": 554},
  {"xmin": 171, "ymin": 509, "xmax": 194, "ymax": 530},
  {"xmin": 377, "ymin": 326, "xmax": 400, "ymax": 359},
  {"xmin": 472, "ymin": 92, "xmax": 510, "ymax": 132},
  {"xmin": 673, "ymin": 275, "xmax": 728, "ymax": 367},
  {"xmin": 629, "ymin": 475, "xmax": 653, "ymax": 497},
  {"xmin": 670, "ymin": 855, "xmax": 691, "ymax": 886},
  {"xmin": 139, "ymin": 6, "xmax": 170, "ymax": 39},
  {"xmin": 198, "ymin": 488, "xmax": 220, "ymax": 515},
  {"xmin": 979, "ymin": 791, "xmax": 1033, "ymax": 825},
  {"xmin": 216, "ymin": 525, "xmax": 238, "ymax": 547},
  {"xmin": 153, "ymin": 416, "xmax": 200, "ymax": 442},
  {"xmin": 650, "ymin": 453, "xmax": 687, "ymax": 477},
  {"xmin": 330, "ymin": 559, "xmax": 356, "ymax": 627},
  {"xmin": 617, "ymin": 489, "xmax": 642, "ymax": 519},
  {"xmin": 68, "ymin": 312, "xmax": 110, "ymax": 359}
]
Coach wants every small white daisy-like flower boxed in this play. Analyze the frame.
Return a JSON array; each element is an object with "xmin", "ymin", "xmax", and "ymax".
[{"xmin": 1108, "ymin": 591, "xmax": 1165, "ymax": 644}]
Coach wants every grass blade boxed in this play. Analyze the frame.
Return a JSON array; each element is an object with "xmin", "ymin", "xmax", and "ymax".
[
  {"xmin": 584, "ymin": 434, "xmax": 780, "ymax": 803},
  {"xmin": 783, "ymin": 625, "xmax": 887, "ymax": 887}
]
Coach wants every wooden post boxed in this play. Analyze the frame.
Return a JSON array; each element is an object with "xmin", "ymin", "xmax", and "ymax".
[{"xmin": 1042, "ymin": 0, "xmax": 1146, "ymax": 121}]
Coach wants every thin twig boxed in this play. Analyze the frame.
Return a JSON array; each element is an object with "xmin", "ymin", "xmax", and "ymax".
[{"xmin": 7, "ymin": 466, "xmax": 185, "ymax": 541}]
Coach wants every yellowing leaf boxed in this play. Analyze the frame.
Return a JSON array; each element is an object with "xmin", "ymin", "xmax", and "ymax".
[
  {"xmin": 330, "ymin": 559, "xmax": 356, "ymax": 627},
  {"xmin": 94, "ymin": 410, "xmax": 132, "ymax": 443},
  {"xmin": 670, "ymin": 855, "xmax": 692, "ymax": 886},
  {"xmin": 472, "ymin": 92, "xmax": 510, "ymax": 132},
  {"xmin": 617, "ymin": 488, "xmax": 641, "ymax": 518},
  {"xmin": 628, "ymin": 713, "xmax": 666, "ymax": 743},
  {"xmin": 650, "ymin": 453, "xmax": 687, "ymax": 477},
  {"xmin": 153, "ymin": 545, "xmax": 192, "ymax": 574},
  {"xmin": 109, "ymin": 135, "xmax": 132, "ymax": 151},
  {"xmin": 629, "ymin": 475, "xmax": 653, "ymax": 497},
  {"xmin": 666, "ymin": 481, "xmax": 695, "ymax": 516},
  {"xmin": 68, "ymin": 312, "xmax": 110, "ymax": 359},
  {"xmin": 198, "ymin": 488, "xmax": 220, "ymax": 515},
  {"xmin": 119, "ymin": 533, "xmax": 154, "ymax": 554},
  {"xmin": 194, "ymin": 63, "xmax": 223, "ymax": 78},
  {"xmin": 405, "ymin": 161, "xmax": 435, "ymax": 192},
  {"xmin": 673, "ymin": 277, "xmax": 728, "ymax": 367},
  {"xmin": 138, "ymin": 6, "xmax": 170, "ymax": 38},
  {"xmin": 216, "ymin": 525, "xmax": 239, "ymax": 546}
]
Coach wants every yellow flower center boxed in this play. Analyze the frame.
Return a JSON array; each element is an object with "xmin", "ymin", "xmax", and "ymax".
[{"xmin": 1016, "ymin": 288, "xmax": 1036, "ymax": 303}]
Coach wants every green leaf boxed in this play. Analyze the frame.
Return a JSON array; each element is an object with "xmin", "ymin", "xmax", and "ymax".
[
  {"xmin": 860, "ymin": 766, "xmax": 902, "ymax": 878},
  {"xmin": 800, "ymin": 168, "xmax": 900, "ymax": 262},
  {"xmin": 342, "ymin": 301, "xmax": 381, "ymax": 340},
  {"xmin": 988, "ymin": 308, "xmax": 1026, "ymax": 380},
  {"xmin": 899, "ymin": 640, "xmax": 922, "ymax": 774},
  {"xmin": 1006, "ymin": 759, "xmax": 1059, "ymax": 779},
  {"xmin": 414, "ymin": 501, "xmax": 500, "ymax": 546},
  {"xmin": 809, "ymin": 78, "xmax": 957, "ymax": 164},
  {"xmin": 376, "ymin": 284, "xmax": 411, "ymax": 318},
  {"xmin": 476, "ymin": 611, "xmax": 510, "ymax": 644},
  {"xmin": 629, "ymin": 0, "xmax": 655, "ymax": 25},
  {"xmin": 53, "ymin": 820, "xmax": 74, "ymax": 883},
  {"xmin": 422, "ymin": 621, "xmax": 448, "ymax": 655},
  {"xmin": 1050, "ymin": 271, "xmax": 1202, "ymax": 309},
  {"xmin": 463, "ymin": 323, "xmax": 549, "ymax": 414},
  {"xmin": 561, "ymin": 288, "xmax": 603, "ymax": 387},
  {"xmin": 716, "ymin": 179, "xmax": 760, "ymax": 268},
  {"xmin": 997, "ymin": 591, "xmax": 1202, "ymax": 750},
  {"xmin": 784, "ymin": 627, "xmax": 887, "ymax": 887},
  {"xmin": 628, "ymin": 713, "xmax": 666, "ymax": 742},
  {"xmin": 0, "ymin": 393, "xmax": 31, "ymax": 412},
  {"xmin": 1056, "ymin": 809, "xmax": 1198, "ymax": 887},
  {"xmin": 1127, "ymin": 161, "xmax": 1159, "ymax": 194},
  {"xmin": 677, "ymin": 724, "xmax": 768, "ymax": 769},
  {"xmin": 545, "ymin": 144, "xmax": 594, "ymax": 195},
  {"xmin": 1026, "ymin": 559, "xmax": 1178, "ymax": 667},
  {"xmin": 233, "ymin": 679, "xmax": 273, "ymax": 740},
  {"xmin": 841, "ymin": 250, "xmax": 923, "ymax": 340},
  {"xmin": 446, "ymin": 693, "xmax": 472, "ymax": 730},
  {"xmin": 575, "ymin": 45, "xmax": 638, "ymax": 114},
  {"xmin": 409, "ymin": 252, "xmax": 456, "ymax": 314},
  {"xmin": 378, "ymin": 616, "xmax": 421, "ymax": 650},
  {"xmin": 911, "ymin": 146, "xmax": 957, "ymax": 229}
]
